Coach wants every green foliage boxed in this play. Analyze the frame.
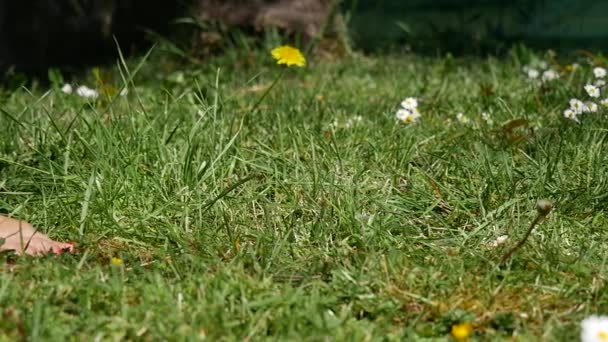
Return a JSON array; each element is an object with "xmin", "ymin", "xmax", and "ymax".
[{"xmin": 47, "ymin": 69, "xmax": 64, "ymax": 87}]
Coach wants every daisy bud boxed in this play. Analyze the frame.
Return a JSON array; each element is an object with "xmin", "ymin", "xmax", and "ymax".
[{"xmin": 536, "ymin": 199, "xmax": 553, "ymax": 216}]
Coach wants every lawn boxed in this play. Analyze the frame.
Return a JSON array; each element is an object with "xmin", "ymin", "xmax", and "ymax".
[{"xmin": 1, "ymin": 45, "xmax": 607, "ymax": 340}]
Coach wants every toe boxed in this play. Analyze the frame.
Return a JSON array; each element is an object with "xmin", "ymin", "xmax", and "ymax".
[
  {"xmin": 52, "ymin": 241, "xmax": 75, "ymax": 255},
  {"xmin": 5, "ymin": 233, "xmax": 76, "ymax": 256}
]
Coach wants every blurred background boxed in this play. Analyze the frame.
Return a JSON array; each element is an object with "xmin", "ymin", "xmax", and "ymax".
[
  {"xmin": 348, "ymin": 0, "xmax": 608, "ymax": 53},
  {"xmin": 1, "ymin": 0, "xmax": 607, "ymax": 80}
]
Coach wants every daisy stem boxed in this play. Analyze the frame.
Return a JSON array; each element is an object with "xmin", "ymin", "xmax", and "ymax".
[
  {"xmin": 250, "ymin": 68, "xmax": 286, "ymax": 114},
  {"xmin": 500, "ymin": 201, "xmax": 552, "ymax": 265}
]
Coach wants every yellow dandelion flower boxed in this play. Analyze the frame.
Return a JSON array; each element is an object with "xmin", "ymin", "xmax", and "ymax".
[
  {"xmin": 451, "ymin": 323, "xmax": 473, "ymax": 342},
  {"xmin": 111, "ymin": 257, "xmax": 123, "ymax": 265},
  {"xmin": 271, "ymin": 45, "xmax": 306, "ymax": 67}
]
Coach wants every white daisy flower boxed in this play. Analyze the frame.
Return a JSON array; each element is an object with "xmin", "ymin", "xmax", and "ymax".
[
  {"xmin": 584, "ymin": 102, "xmax": 598, "ymax": 113},
  {"xmin": 456, "ymin": 112, "xmax": 470, "ymax": 124},
  {"xmin": 601, "ymin": 98, "xmax": 608, "ymax": 107},
  {"xmin": 75, "ymin": 85, "xmax": 99, "ymax": 99},
  {"xmin": 585, "ymin": 84, "xmax": 600, "ymax": 98},
  {"xmin": 396, "ymin": 109, "xmax": 420, "ymax": 124},
  {"xmin": 527, "ymin": 68, "xmax": 540, "ymax": 79},
  {"xmin": 485, "ymin": 235, "xmax": 508, "ymax": 248},
  {"xmin": 329, "ymin": 119, "xmax": 339, "ymax": 129},
  {"xmin": 563, "ymin": 109, "xmax": 579, "ymax": 123},
  {"xmin": 541, "ymin": 69, "xmax": 559, "ymax": 82},
  {"xmin": 570, "ymin": 99, "xmax": 585, "ymax": 114},
  {"xmin": 61, "ymin": 84, "xmax": 73, "ymax": 94},
  {"xmin": 593, "ymin": 67, "xmax": 607, "ymax": 79},
  {"xmin": 595, "ymin": 79, "xmax": 606, "ymax": 87},
  {"xmin": 581, "ymin": 315, "xmax": 608, "ymax": 342},
  {"xmin": 400, "ymin": 97, "xmax": 418, "ymax": 110},
  {"xmin": 395, "ymin": 109, "xmax": 409, "ymax": 121},
  {"xmin": 481, "ymin": 112, "xmax": 493, "ymax": 125},
  {"xmin": 345, "ymin": 115, "xmax": 363, "ymax": 128},
  {"xmin": 404, "ymin": 113, "xmax": 420, "ymax": 124}
]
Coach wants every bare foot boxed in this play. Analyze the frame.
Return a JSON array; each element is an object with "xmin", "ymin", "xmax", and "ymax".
[{"xmin": 0, "ymin": 215, "xmax": 74, "ymax": 256}]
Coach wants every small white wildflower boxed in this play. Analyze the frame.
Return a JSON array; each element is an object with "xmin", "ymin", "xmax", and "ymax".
[
  {"xmin": 329, "ymin": 119, "xmax": 339, "ymax": 129},
  {"xmin": 481, "ymin": 112, "xmax": 493, "ymax": 125},
  {"xmin": 345, "ymin": 115, "xmax": 363, "ymax": 128},
  {"xmin": 75, "ymin": 85, "xmax": 99, "ymax": 99},
  {"xmin": 456, "ymin": 112, "xmax": 470, "ymax": 124},
  {"xmin": 541, "ymin": 69, "xmax": 559, "ymax": 82},
  {"xmin": 601, "ymin": 98, "xmax": 608, "ymax": 107},
  {"xmin": 589, "ymin": 102, "xmax": 599, "ymax": 112},
  {"xmin": 585, "ymin": 84, "xmax": 600, "ymax": 98},
  {"xmin": 581, "ymin": 315, "xmax": 608, "ymax": 342},
  {"xmin": 563, "ymin": 109, "xmax": 579, "ymax": 123},
  {"xmin": 61, "ymin": 84, "xmax": 73, "ymax": 94},
  {"xmin": 593, "ymin": 67, "xmax": 607, "ymax": 79},
  {"xmin": 396, "ymin": 108, "xmax": 420, "ymax": 124},
  {"xmin": 405, "ymin": 112, "xmax": 421, "ymax": 123},
  {"xmin": 485, "ymin": 235, "xmax": 509, "ymax": 248},
  {"xmin": 570, "ymin": 98, "xmax": 586, "ymax": 114},
  {"xmin": 595, "ymin": 79, "xmax": 606, "ymax": 87},
  {"xmin": 538, "ymin": 61, "xmax": 548, "ymax": 69},
  {"xmin": 396, "ymin": 109, "xmax": 409, "ymax": 121},
  {"xmin": 527, "ymin": 68, "xmax": 540, "ymax": 79},
  {"xmin": 584, "ymin": 102, "xmax": 598, "ymax": 113},
  {"xmin": 400, "ymin": 97, "xmax": 418, "ymax": 110}
]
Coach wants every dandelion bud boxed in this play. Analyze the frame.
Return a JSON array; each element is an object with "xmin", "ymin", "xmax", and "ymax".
[{"xmin": 536, "ymin": 199, "xmax": 553, "ymax": 216}]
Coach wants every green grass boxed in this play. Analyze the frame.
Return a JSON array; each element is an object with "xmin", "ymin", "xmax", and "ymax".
[{"xmin": 1, "ymin": 47, "xmax": 607, "ymax": 341}]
